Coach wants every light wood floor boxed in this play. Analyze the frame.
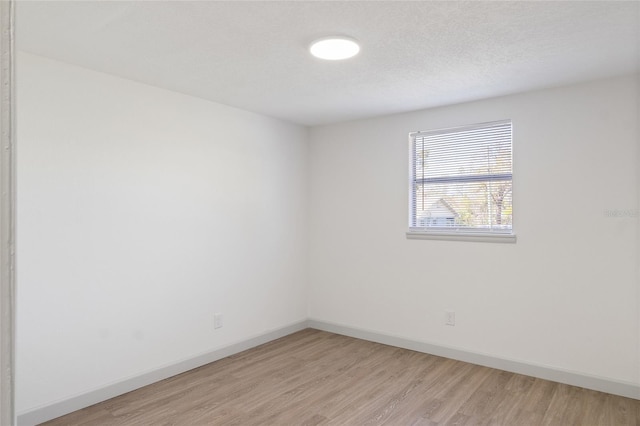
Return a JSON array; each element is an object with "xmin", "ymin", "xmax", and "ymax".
[{"xmin": 42, "ymin": 329, "xmax": 639, "ymax": 426}]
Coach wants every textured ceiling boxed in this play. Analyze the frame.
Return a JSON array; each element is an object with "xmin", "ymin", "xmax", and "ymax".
[{"xmin": 17, "ymin": 1, "xmax": 640, "ymax": 126}]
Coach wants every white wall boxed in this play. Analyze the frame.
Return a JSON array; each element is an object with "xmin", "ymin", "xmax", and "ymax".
[
  {"xmin": 17, "ymin": 50, "xmax": 640, "ymax": 415},
  {"xmin": 309, "ymin": 75, "xmax": 640, "ymax": 386},
  {"xmin": 16, "ymin": 52, "xmax": 309, "ymax": 413}
]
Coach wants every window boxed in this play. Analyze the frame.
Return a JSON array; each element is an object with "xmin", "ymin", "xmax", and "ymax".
[{"xmin": 408, "ymin": 120, "xmax": 515, "ymax": 242}]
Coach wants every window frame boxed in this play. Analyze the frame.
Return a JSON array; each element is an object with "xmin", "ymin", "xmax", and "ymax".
[{"xmin": 406, "ymin": 120, "xmax": 516, "ymax": 243}]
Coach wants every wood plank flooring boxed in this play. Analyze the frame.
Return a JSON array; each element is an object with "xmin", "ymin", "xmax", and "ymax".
[{"xmin": 42, "ymin": 329, "xmax": 639, "ymax": 425}]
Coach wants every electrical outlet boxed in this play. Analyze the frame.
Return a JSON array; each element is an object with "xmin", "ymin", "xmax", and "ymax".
[
  {"xmin": 445, "ymin": 311, "xmax": 455, "ymax": 326},
  {"xmin": 214, "ymin": 313, "xmax": 223, "ymax": 329}
]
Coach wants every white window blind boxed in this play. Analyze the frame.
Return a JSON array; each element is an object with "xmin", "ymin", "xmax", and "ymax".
[{"xmin": 409, "ymin": 120, "xmax": 513, "ymax": 235}]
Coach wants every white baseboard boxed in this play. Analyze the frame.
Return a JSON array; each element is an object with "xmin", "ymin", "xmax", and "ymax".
[
  {"xmin": 308, "ymin": 319, "xmax": 640, "ymax": 401},
  {"xmin": 16, "ymin": 320, "xmax": 308, "ymax": 426},
  {"xmin": 17, "ymin": 318, "xmax": 639, "ymax": 425}
]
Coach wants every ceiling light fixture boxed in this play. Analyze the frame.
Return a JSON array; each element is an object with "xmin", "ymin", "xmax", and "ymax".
[{"xmin": 309, "ymin": 36, "xmax": 360, "ymax": 60}]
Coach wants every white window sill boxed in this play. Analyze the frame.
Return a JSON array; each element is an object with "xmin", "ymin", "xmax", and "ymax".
[{"xmin": 406, "ymin": 231, "xmax": 517, "ymax": 243}]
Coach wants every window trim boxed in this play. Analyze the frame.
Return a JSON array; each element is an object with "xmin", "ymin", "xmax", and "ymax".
[
  {"xmin": 406, "ymin": 230, "xmax": 517, "ymax": 243},
  {"xmin": 407, "ymin": 119, "xmax": 516, "ymax": 243}
]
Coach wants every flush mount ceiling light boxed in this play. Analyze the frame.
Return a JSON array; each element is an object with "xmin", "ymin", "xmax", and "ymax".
[{"xmin": 309, "ymin": 36, "xmax": 360, "ymax": 60}]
